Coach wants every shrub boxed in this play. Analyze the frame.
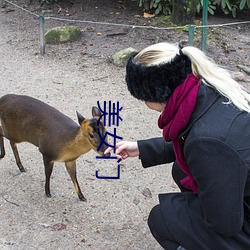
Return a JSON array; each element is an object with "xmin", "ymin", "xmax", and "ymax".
[
  {"xmin": 135, "ymin": 0, "xmax": 172, "ymax": 15},
  {"xmin": 38, "ymin": 0, "xmax": 58, "ymax": 4},
  {"xmin": 135, "ymin": 0, "xmax": 250, "ymax": 17}
]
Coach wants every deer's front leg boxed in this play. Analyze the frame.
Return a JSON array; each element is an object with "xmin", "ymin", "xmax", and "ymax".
[
  {"xmin": 43, "ymin": 155, "xmax": 54, "ymax": 198},
  {"xmin": 65, "ymin": 160, "xmax": 86, "ymax": 202}
]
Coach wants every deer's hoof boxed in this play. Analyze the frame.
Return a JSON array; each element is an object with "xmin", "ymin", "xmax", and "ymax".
[
  {"xmin": 79, "ymin": 196, "xmax": 87, "ymax": 202},
  {"xmin": 46, "ymin": 193, "xmax": 52, "ymax": 198}
]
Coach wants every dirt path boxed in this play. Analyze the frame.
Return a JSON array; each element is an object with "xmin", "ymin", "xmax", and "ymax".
[
  {"xmin": 0, "ymin": 1, "xmax": 249, "ymax": 249},
  {"xmin": 0, "ymin": 3, "xmax": 176, "ymax": 250}
]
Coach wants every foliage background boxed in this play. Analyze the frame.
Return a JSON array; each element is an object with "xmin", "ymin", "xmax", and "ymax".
[{"xmin": 38, "ymin": 0, "xmax": 250, "ymax": 19}]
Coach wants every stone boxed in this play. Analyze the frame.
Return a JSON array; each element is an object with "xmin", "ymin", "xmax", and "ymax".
[
  {"xmin": 142, "ymin": 187, "xmax": 152, "ymax": 198},
  {"xmin": 112, "ymin": 47, "xmax": 138, "ymax": 67},
  {"xmin": 0, "ymin": 0, "xmax": 6, "ymax": 8},
  {"xmin": 45, "ymin": 26, "xmax": 82, "ymax": 44}
]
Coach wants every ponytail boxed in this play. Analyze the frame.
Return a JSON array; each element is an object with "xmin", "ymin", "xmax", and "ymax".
[{"xmin": 182, "ymin": 46, "xmax": 250, "ymax": 112}]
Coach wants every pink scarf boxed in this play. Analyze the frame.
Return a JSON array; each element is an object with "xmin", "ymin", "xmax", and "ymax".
[{"xmin": 158, "ymin": 73, "xmax": 201, "ymax": 194}]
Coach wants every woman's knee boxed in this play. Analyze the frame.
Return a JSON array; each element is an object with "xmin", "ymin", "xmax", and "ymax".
[
  {"xmin": 148, "ymin": 204, "xmax": 161, "ymax": 233},
  {"xmin": 148, "ymin": 204, "xmax": 179, "ymax": 249}
]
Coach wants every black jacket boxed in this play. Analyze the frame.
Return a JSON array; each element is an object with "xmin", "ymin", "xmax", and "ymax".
[{"xmin": 138, "ymin": 84, "xmax": 250, "ymax": 249}]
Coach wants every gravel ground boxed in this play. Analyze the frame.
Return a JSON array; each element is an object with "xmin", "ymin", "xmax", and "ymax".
[{"xmin": 0, "ymin": 1, "xmax": 249, "ymax": 249}]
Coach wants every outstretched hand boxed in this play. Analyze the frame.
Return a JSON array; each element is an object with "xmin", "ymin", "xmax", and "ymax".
[{"xmin": 104, "ymin": 141, "xmax": 139, "ymax": 160}]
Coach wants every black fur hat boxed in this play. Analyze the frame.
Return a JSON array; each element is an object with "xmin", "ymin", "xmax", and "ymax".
[{"xmin": 125, "ymin": 52, "xmax": 192, "ymax": 103}]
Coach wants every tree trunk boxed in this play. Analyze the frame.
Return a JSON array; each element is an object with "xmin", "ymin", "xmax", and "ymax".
[{"xmin": 171, "ymin": 0, "xmax": 198, "ymax": 25}]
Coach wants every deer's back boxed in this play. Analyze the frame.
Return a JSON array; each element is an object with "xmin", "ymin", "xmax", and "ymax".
[{"xmin": 0, "ymin": 94, "xmax": 79, "ymax": 147}]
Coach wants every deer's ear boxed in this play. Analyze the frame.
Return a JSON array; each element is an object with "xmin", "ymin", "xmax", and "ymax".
[
  {"xmin": 76, "ymin": 111, "xmax": 85, "ymax": 125},
  {"xmin": 92, "ymin": 106, "xmax": 101, "ymax": 117}
]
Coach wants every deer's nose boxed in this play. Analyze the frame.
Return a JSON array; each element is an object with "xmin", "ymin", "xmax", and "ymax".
[{"xmin": 104, "ymin": 152, "xmax": 111, "ymax": 157}]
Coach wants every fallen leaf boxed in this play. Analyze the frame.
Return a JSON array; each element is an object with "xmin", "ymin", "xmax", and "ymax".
[{"xmin": 143, "ymin": 12, "xmax": 155, "ymax": 18}]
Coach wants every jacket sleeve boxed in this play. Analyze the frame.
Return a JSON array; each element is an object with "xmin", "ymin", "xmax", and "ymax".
[
  {"xmin": 137, "ymin": 137, "xmax": 176, "ymax": 168},
  {"xmin": 185, "ymin": 136, "xmax": 249, "ymax": 237}
]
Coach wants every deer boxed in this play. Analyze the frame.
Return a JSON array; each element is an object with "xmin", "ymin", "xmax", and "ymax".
[{"xmin": 0, "ymin": 94, "xmax": 110, "ymax": 201}]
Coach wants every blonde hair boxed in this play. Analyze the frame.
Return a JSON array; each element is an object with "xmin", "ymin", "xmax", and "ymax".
[{"xmin": 134, "ymin": 42, "xmax": 250, "ymax": 113}]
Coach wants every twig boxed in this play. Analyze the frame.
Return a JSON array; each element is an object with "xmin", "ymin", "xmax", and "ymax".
[
  {"xmin": 92, "ymin": 76, "xmax": 109, "ymax": 81},
  {"xmin": 106, "ymin": 32, "xmax": 128, "ymax": 37},
  {"xmin": 2, "ymin": 196, "xmax": 20, "ymax": 206},
  {"xmin": 53, "ymin": 81, "xmax": 64, "ymax": 85}
]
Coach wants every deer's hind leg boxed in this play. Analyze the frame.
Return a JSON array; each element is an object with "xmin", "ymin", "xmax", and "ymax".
[
  {"xmin": 0, "ymin": 126, "xmax": 5, "ymax": 159},
  {"xmin": 43, "ymin": 155, "xmax": 54, "ymax": 198},
  {"xmin": 10, "ymin": 141, "xmax": 26, "ymax": 172},
  {"xmin": 65, "ymin": 161, "xmax": 86, "ymax": 202}
]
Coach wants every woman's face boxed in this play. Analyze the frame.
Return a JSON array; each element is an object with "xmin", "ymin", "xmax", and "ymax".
[{"xmin": 145, "ymin": 102, "xmax": 166, "ymax": 112}]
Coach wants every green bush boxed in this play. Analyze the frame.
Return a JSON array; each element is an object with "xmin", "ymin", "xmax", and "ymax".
[
  {"xmin": 196, "ymin": 0, "xmax": 216, "ymax": 15},
  {"xmin": 38, "ymin": 0, "xmax": 58, "ymax": 4},
  {"xmin": 135, "ymin": 0, "xmax": 250, "ymax": 17},
  {"xmin": 212, "ymin": 0, "xmax": 250, "ymax": 17},
  {"xmin": 135, "ymin": 0, "xmax": 172, "ymax": 15}
]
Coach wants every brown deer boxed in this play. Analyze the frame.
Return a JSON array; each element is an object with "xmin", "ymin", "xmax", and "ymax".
[{"xmin": 0, "ymin": 94, "xmax": 110, "ymax": 201}]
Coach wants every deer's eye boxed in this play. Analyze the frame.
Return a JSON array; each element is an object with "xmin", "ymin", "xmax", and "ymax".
[{"xmin": 89, "ymin": 133, "xmax": 94, "ymax": 139}]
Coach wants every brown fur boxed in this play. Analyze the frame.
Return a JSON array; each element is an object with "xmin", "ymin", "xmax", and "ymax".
[{"xmin": 0, "ymin": 94, "xmax": 110, "ymax": 201}]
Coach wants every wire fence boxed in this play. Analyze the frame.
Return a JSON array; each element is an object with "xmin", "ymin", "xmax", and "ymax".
[{"xmin": 3, "ymin": 0, "xmax": 250, "ymax": 55}]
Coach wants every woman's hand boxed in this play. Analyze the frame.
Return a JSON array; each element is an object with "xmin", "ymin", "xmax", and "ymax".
[{"xmin": 104, "ymin": 141, "xmax": 139, "ymax": 160}]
